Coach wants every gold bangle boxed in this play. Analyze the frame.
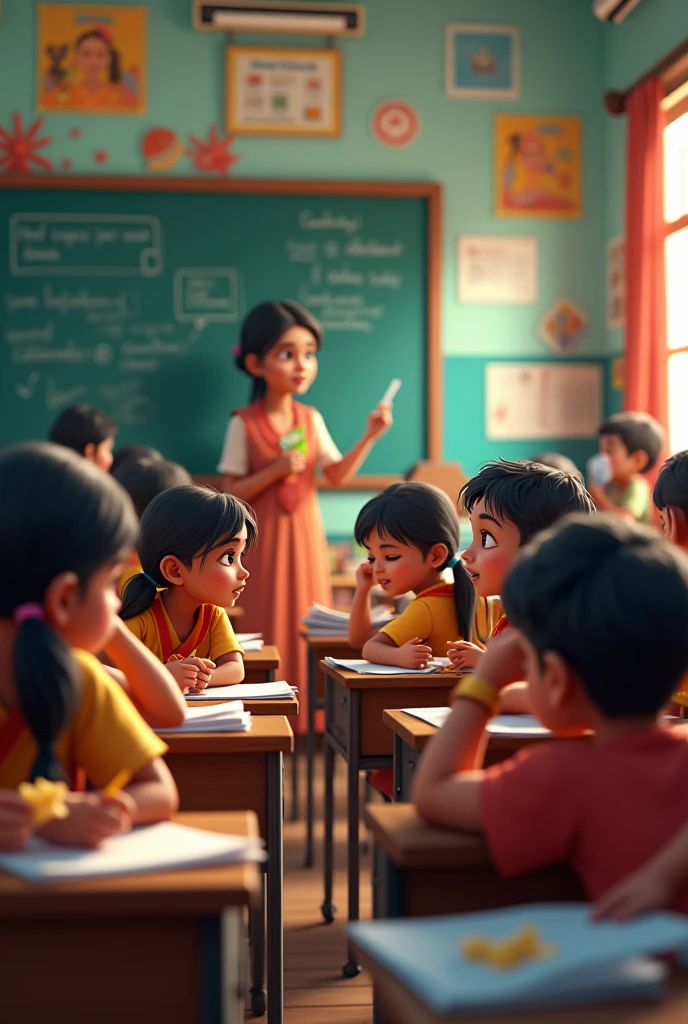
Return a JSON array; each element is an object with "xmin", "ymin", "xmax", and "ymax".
[{"xmin": 451, "ymin": 676, "xmax": 499, "ymax": 715}]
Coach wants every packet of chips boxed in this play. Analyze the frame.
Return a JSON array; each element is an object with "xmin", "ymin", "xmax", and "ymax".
[{"xmin": 279, "ymin": 426, "xmax": 307, "ymax": 456}]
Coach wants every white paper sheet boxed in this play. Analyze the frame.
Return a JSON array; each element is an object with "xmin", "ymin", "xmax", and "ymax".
[
  {"xmin": 186, "ymin": 681, "xmax": 295, "ymax": 701},
  {"xmin": 458, "ymin": 235, "xmax": 537, "ymax": 305}
]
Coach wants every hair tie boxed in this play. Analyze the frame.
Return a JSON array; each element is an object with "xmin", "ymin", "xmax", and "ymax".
[
  {"xmin": 232, "ymin": 344, "xmax": 241, "ymax": 359},
  {"xmin": 14, "ymin": 602, "xmax": 44, "ymax": 623},
  {"xmin": 142, "ymin": 572, "xmax": 163, "ymax": 588},
  {"xmin": 446, "ymin": 555, "xmax": 460, "ymax": 569}
]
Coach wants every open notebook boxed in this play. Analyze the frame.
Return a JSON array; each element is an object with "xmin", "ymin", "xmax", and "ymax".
[
  {"xmin": 156, "ymin": 702, "xmax": 251, "ymax": 734},
  {"xmin": 0, "ymin": 821, "xmax": 266, "ymax": 884},
  {"xmin": 186, "ymin": 680, "xmax": 295, "ymax": 701},
  {"xmin": 349, "ymin": 904, "xmax": 688, "ymax": 1015},
  {"xmin": 325, "ymin": 657, "xmax": 453, "ymax": 676}
]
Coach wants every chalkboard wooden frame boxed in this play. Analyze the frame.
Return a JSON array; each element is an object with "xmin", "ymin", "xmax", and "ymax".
[{"xmin": 0, "ymin": 174, "xmax": 441, "ymax": 490}]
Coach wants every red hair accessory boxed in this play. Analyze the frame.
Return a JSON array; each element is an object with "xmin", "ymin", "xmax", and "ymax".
[
  {"xmin": 14, "ymin": 603, "xmax": 44, "ymax": 623},
  {"xmin": 97, "ymin": 27, "xmax": 114, "ymax": 45},
  {"xmin": 233, "ymin": 344, "xmax": 241, "ymax": 358}
]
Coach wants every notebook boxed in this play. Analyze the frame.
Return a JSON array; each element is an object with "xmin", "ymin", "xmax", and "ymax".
[
  {"xmin": 186, "ymin": 680, "xmax": 295, "ymax": 701},
  {"xmin": 325, "ymin": 657, "xmax": 453, "ymax": 676},
  {"xmin": 156, "ymin": 702, "xmax": 252, "ymax": 734},
  {"xmin": 237, "ymin": 632, "xmax": 265, "ymax": 653},
  {"xmin": 349, "ymin": 904, "xmax": 688, "ymax": 1015},
  {"xmin": 0, "ymin": 821, "xmax": 266, "ymax": 884}
]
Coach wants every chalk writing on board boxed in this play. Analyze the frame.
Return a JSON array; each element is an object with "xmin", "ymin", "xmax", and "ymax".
[
  {"xmin": 46, "ymin": 378, "xmax": 86, "ymax": 410},
  {"xmin": 4, "ymin": 323, "xmax": 55, "ymax": 344},
  {"xmin": 15, "ymin": 373, "xmax": 39, "ymax": 400},
  {"xmin": 10, "ymin": 214, "xmax": 163, "ymax": 277},
  {"xmin": 11, "ymin": 343, "xmax": 113, "ymax": 365},
  {"xmin": 297, "ymin": 286, "xmax": 386, "ymax": 333},
  {"xmin": 298, "ymin": 211, "xmax": 362, "ymax": 234},
  {"xmin": 344, "ymin": 238, "xmax": 404, "ymax": 258},
  {"xmin": 286, "ymin": 240, "xmax": 318, "ymax": 263},
  {"xmin": 100, "ymin": 378, "xmax": 154, "ymax": 427},
  {"xmin": 174, "ymin": 268, "xmax": 238, "ymax": 324}
]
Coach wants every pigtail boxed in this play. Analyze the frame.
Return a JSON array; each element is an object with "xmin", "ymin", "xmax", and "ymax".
[
  {"xmin": 250, "ymin": 376, "xmax": 267, "ymax": 403},
  {"xmin": 450, "ymin": 562, "xmax": 477, "ymax": 644},
  {"xmin": 109, "ymin": 45, "xmax": 122, "ymax": 83},
  {"xmin": 13, "ymin": 618, "xmax": 80, "ymax": 782},
  {"xmin": 120, "ymin": 573, "xmax": 158, "ymax": 620}
]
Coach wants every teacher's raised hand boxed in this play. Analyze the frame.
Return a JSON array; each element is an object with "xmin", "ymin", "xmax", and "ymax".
[{"xmin": 365, "ymin": 403, "xmax": 393, "ymax": 441}]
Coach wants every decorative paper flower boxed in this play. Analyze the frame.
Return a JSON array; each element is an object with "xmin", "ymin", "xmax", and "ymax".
[
  {"xmin": 0, "ymin": 113, "xmax": 53, "ymax": 174},
  {"xmin": 18, "ymin": 777, "xmax": 70, "ymax": 826},
  {"xmin": 188, "ymin": 127, "xmax": 239, "ymax": 176},
  {"xmin": 461, "ymin": 925, "xmax": 556, "ymax": 971}
]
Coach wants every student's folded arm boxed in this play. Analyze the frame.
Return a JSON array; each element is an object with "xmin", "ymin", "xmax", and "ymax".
[
  {"xmin": 348, "ymin": 573, "xmax": 376, "ymax": 648},
  {"xmin": 102, "ymin": 617, "xmax": 187, "ymax": 728},
  {"xmin": 210, "ymin": 651, "xmax": 245, "ymax": 685},
  {"xmin": 411, "ymin": 698, "xmax": 490, "ymax": 831},
  {"xmin": 362, "ymin": 631, "xmax": 405, "ymax": 665}
]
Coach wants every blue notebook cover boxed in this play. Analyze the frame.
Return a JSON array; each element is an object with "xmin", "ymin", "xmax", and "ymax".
[{"xmin": 349, "ymin": 904, "xmax": 688, "ymax": 1015}]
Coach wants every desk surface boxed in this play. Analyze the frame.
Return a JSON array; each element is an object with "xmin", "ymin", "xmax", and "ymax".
[
  {"xmin": 384, "ymin": 708, "xmax": 437, "ymax": 749},
  {"xmin": 160, "ymin": 714, "xmax": 294, "ymax": 755},
  {"xmin": 322, "ymin": 661, "xmax": 459, "ymax": 691},
  {"xmin": 0, "ymin": 810, "xmax": 260, "ymax": 915},
  {"xmin": 364, "ymin": 803, "xmax": 488, "ymax": 870},
  {"xmin": 301, "ymin": 632, "xmax": 359, "ymax": 651},
  {"xmin": 356, "ymin": 949, "xmax": 688, "ymax": 1024},
  {"xmin": 188, "ymin": 693, "xmax": 300, "ymax": 717},
  {"xmin": 243, "ymin": 645, "xmax": 280, "ymax": 670}
]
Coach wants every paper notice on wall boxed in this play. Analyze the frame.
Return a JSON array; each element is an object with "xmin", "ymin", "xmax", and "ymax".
[
  {"xmin": 486, "ymin": 362, "xmax": 602, "ymax": 439},
  {"xmin": 458, "ymin": 235, "xmax": 537, "ymax": 304}
]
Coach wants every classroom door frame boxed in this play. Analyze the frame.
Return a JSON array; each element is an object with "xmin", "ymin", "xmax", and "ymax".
[{"xmin": 0, "ymin": 174, "xmax": 442, "ymax": 491}]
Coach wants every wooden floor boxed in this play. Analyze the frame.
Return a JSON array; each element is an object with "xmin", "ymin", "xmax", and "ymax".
[{"xmin": 259, "ymin": 745, "xmax": 375, "ymax": 1023}]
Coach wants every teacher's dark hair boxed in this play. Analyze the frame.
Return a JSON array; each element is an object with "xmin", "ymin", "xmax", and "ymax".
[
  {"xmin": 0, "ymin": 442, "xmax": 137, "ymax": 782},
  {"xmin": 121, "ymin": 485, "xmax": 258, "ymax": 619},
  {"xmin": 234, "ymin": 300, "xmax": 323, "ymax": 403},
  {"xmin": 354, "ymin": 481, "xmax": 475, "ymax": 642}
]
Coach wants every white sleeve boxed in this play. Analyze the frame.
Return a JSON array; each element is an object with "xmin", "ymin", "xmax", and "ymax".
[
  {"xmin": 312, "ymin": 409, "xmax": 342, "ymax": 470},
  {"xmin": 217, "ymin": 416, "xmax": 249, "ymax": 476}
]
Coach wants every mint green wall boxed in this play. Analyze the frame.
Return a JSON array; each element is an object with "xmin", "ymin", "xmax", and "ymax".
[
  {"xmin": 0, "ymin": 0, "xmax": 612, "ymax": 536},
  {"xmin": 604, "ymin": 0, "xmax": 688, "ymax": 416}
]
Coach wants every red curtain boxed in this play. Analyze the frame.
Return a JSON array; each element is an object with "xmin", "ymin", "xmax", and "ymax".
[{"xmin": 623, "ymin": 76, "xmax": 668, "ymax": 489}]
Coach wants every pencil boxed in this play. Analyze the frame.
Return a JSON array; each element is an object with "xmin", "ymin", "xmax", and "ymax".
[{"xmin": 103, "ymin": 769, "xmax": 132, "ymax": 800}]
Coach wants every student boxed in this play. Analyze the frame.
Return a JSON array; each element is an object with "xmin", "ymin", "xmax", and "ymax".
[
  {"xmin": 121, "ymin": 486, "xmax": 256, "ymax": 693},
  {"xmin": 49, "ymin": 404, "xmax": 117, "ymax": 471},
  {"xmin": 0, "ymin": 442, "xmax": 178, "ymax": 851},
  {"xmin": 349, "ymin": 482, "xmax": 475, "ymax": 667},
  {"xmin": 587, "ymin": 412, "xmax": 664, "ymax": 524},
  {"xmin": 219, "ymin": 300, "xmax": 391, "ymax": 732},
  {"xmin": 448, "ymin": 460, "xmax": 595, "ymax": 673},
  {"xmin": 654, "ymin": 449, "xmax": 688, "ymax": 547},
  {"xmin": 531, "ymin": 451, "xmax": 584, "ymax": 483},
  {"xmin": 412, "ymin": 515, "xmax": 688, "ymax": 913},
  {"xmin": 111, "ymin": 443, "xmax": 163, "ymax": 476},
  {"xmin": 113, "ymin": 457, "xmax": 192, "ymax": 597}
]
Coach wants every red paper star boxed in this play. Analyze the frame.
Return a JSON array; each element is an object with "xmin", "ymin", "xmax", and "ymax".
[
  {"xmin": 61, "ymin": 158, "xmax": 73, "ymax": 170},
  {"xmin": 0, "ymin": 112, "xmax": 53, "ymax": 174},
  {"xmin": 187, "ymin": 126, "xmax": 239, "ymax": 175}
]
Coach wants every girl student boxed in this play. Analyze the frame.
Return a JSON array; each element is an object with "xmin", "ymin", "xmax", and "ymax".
[
  {"xmin": 218, "ymin": 300, "xmax": 392, "ymax": 732},
  {"xmin": 0, "ymin": 443, "xmax": 177, "ymax": 852},
  {"xmin": 121, "ymin": 485, "xmax": 256, "ymax": 694},
  {"xmin": 349, "ymin": 482, "xmax": 476, "ymax": 668}
]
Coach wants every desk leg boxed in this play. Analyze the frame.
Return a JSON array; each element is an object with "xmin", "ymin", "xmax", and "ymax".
[
  {"xmin": 266, "ymin": 751, "xmax": 284, "ymax": 1024},
  {"xmin": 321, "ymin": 736, "xmax": 336, "ymax": 923},
  {"xmin": 304, "ymin": 647, "xmax": 316, "ymax": 866},
  {"xmin": 393, "ymin": 734, "xmax": 402, "ymax": 803},
  {"xmin": 249, "ymin": 871, "xmax": 266, "ymax": 1017},
  {"xmin": 343, "ymin": 688, "xmax": 361, "ymax": 978}
]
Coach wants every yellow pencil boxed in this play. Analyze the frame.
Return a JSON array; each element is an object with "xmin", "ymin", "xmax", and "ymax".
[{"xmin": 103, "ymin": 769, "xmax": 132, "ymax": 800}]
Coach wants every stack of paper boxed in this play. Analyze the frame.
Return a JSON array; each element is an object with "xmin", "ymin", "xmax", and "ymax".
[
  {"xmin": 156, "ymin": 703, "xmax": 251, "ymax": 733},
  {"xmin": 302, "ymin": 603, "xmax": 394, "ymax": 637},
  {"xmin": 350, "ymin": 904, "xmax": 688, "ymax": 1015},
  {"xmin": 187, "ymin": 680, "xmax": 295, "ymax": 701},
  {"xmin": 401, "ymin": 709, "xmax": 553, "ymax": 737},
  {"xmin": 0, "ymin": 821, "xmax": 266, "ymax": 883},
  {"xmin": 325, "ymin": 657, "xmax": 453, "ymax": 676},
  {"xmin": 237, "ymin": 632, "xmax": 265, "ymax": 652},
  {"xmin": 402, "ymin": 707, "xmax": 451, "ymax": 728}
]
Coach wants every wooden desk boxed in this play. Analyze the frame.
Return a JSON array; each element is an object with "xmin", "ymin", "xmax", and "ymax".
[
  {"xmin": 320, "ymin": 661, "xmax": 459, "ymax": 976},
  {"xmin": 354, "ymin": 946, "xmax": 688, "ymax": 1024},
  {"xmin": 300, "ymin": 632, "xmax": 361, "ymax": 865},
  {"xmin": 383, "ymin": 709, "xmax": 556, "ymax": 802},
  {"xmin": 188, "ymin": 693, "xmax": 300, "ymax": 718},
  {"xmin": 242, "ymin": 645, "xmax": 279, "ymax": 684},
  {"xmin": 0, "ymin": 810, "xmax": 259, "ymax": 1024},
  {"xmin": 159, "ymin": 717, "xmax": 294, "ymax": 1024}
]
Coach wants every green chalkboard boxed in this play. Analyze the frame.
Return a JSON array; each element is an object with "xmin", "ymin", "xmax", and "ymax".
[{"xmin": 0, "ymin": 178, "xmax": 439, "ymax": 476}]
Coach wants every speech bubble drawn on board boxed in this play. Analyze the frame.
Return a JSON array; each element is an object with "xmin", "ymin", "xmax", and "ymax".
[{"xmin": 174, "ymin": 268, "xmax": 238, "ymax": 324}]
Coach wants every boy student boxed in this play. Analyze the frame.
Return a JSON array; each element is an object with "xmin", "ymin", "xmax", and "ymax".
[
  {"xmin": 49, "ymin": 404, "xmax": 117, "ymax": 472},
  {"xmin": 588, "ymin": 412, "xmax": 664, "ymax": 525},
  {"xmin": 448, "ymin": 459, "xmax": 595, "ymax": 673},
  {"xmin": 413, "ymin": 515, "xmax": 688, "ymax": 914}
]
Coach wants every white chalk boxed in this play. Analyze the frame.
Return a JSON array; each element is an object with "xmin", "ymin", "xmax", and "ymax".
[{"xmin": 380, "ymin": 378, "xmax": 402, "ymax": 407}]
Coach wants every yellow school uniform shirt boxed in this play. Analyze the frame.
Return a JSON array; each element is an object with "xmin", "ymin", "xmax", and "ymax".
[
  {"xmin": 379, "ymin": 583, "xmax": 459, "ymax": 655},
  {"xmin": 118, "ymin": 551, "xmax": 143, "ymax": 598},
  {"xmin": 125, "ymin": 593, "xmax": 243, "ymax": 662},
  {"xmin": 0, "ymin": 649, "xmax": 167, "ymax": 790}
]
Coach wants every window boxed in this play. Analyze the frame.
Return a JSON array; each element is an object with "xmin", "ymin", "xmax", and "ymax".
[{"xmin": 664, "ymin": 108, "xmax": 688, "ymax": 453}]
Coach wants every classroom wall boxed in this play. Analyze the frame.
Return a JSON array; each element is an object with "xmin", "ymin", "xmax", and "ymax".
[
  {"xmin": 0, "ymin": 0, "xmax": 611, "ymax": 537},
  {"xmin": 603, "ymin": 0, "xmax": 688, "ymax": 418}
]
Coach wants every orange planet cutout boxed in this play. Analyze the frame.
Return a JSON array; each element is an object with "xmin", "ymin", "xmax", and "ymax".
[{"xmin": 142, "ymin": 127, "xmax": 184, "ymax": 172}]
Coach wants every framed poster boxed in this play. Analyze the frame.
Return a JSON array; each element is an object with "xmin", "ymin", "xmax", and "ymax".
[
  {"xmin": 607, "ymin": 234, "xmax": 626, "ymax": 330},
  {"xmin": 458, "ymin": 235, "xmax": 537, "ymax": 304},
  {"xmin": 37, "ymin": 4, "xmax": 147, "ymax": 115},
  {"xmin": 494, "ymin": 114, "xmax": 582, "ymax": 219},
  {"xmin": 226, "ymin": 46, "xmax": 341, "ymax": 137},
  {"xmin": 486, "ymin": 363, "xmax": 602, "ymax": 440},
  {"xmin": 445, "ymin": 23, "xmax": 519, "ymax": 100}
]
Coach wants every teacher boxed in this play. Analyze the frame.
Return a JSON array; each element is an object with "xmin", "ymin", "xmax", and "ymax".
[{"xmin": 218, "ymin": 300, "xmax": 392, "ymax": 734}]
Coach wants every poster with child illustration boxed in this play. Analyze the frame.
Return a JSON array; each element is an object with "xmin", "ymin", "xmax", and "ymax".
[
  {"xmin": 37, "ymin": 4, "xmax": 147, "ymax": 115},
  {"xmin": 494, "ymin": 114, "xmax": 582, "ymax": 219}
]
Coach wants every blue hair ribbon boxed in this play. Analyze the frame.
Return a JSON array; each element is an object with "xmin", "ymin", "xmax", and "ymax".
[
  {"xmin": 446, "ymin": 555, "xmax": 460, "ymax": 568},
  {"xmin": 143, "ymin": 572, "xmax": 164, "ymax": 588}
]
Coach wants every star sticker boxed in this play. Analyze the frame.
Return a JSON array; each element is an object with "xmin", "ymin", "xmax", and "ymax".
[
  {"xmin": 187, "ymin": 126, "xmax": 240, "ymax": 176},
  {"xmin": 0, "ymin": 112, "xmax": 53, "ymax": 174}
]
